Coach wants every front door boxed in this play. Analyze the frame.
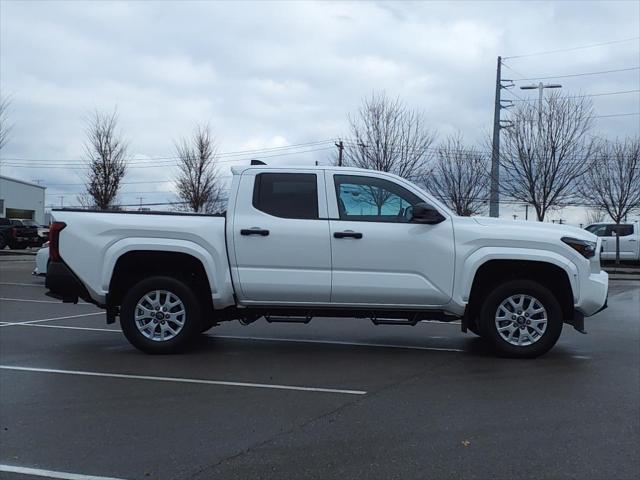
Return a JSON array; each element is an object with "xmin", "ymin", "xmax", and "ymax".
[
  {"xmin": 232, "ymin": 170, "xmax": 332, "ymax": 304},
  {"xmin": 327, "ymin": 172, "xmax": 455, "ymax": 307}
]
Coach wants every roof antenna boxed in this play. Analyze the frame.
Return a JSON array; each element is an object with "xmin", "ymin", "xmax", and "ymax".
[{"xmin": 251, "ymin": 159, "xmax": 266, "ymax": 165}]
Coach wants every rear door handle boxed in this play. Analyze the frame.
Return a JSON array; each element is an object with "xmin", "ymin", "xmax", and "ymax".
[
  {"xmin": 334, "ymin": 231, "xmax": 363, "ymax": 239},
  {"xmin": 241, "ymin": 228, "xmax": 270, "ymax": 236}
]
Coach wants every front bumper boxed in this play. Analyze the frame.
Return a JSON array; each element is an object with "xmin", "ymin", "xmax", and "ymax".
[{"xmin": 576, "ymin": 270, "xmax": 609, "ymax": 317}]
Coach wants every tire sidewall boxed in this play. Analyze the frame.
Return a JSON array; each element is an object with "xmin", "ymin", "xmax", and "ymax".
[
  {"xmin": 121, "ymin": 276, "xmax": 202, "ymax": 354},
  {"xmin": 480, "ymin": 279, "xmax": 563, "ymax": 358}
]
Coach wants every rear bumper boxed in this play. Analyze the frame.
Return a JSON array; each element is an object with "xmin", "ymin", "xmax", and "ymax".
[
  {"xmin": 576, "ymin": 270, "xmax": 609, "ymax": 317},
  {"xmin": 45, "ymin": 261, "xmax": 95, "ymax": 305}
]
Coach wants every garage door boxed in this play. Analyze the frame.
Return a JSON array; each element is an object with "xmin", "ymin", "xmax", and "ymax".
[{"xmin": 5, "ymin": 208, "xmax": 35, "ymax": 220}]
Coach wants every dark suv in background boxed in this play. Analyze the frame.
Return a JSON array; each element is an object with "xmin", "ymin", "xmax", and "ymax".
[{"xmin": 0, "ymin": 217, "xmax": 41, "ymax": 249}]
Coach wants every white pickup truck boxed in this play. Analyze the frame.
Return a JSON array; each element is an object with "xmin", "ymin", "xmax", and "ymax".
[
  {"xmin": 585, "ymin": 222, "xmax": 640, "ymax": 261},
  {"xmin": 46, "ymin": 165, "xmax": 609, "ymax": 358}
]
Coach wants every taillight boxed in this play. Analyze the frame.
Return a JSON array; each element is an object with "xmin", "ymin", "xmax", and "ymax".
[{"xmin": 49, "ymin": 222, "xmax": 66, "ymax": 262}]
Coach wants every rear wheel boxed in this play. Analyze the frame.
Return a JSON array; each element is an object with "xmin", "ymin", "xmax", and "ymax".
[
  {"xmin": 479, "ymin": 279, "xmax": 563, "ymax": 358},
  {"xmin": 120, "ymin": 276, "xmax": 202, "ymax": 354}
]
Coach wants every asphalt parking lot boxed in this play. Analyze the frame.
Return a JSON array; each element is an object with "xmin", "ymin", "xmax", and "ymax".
[{"xmin": 0, "ymin": 258, "xmax": 639, "ymax": 480}]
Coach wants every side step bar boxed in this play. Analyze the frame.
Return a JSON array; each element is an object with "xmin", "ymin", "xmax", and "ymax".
[{"xmin": 264, "ymin": 315, "xmax": 312, "ymax": 324}]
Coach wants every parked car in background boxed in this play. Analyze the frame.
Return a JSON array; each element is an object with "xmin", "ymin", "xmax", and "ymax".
[
  {"xmin": 46, "ymin": 165, "xmax": 608, "ymax": 358},
  {"xmin": 0, "ymin": 217, "xmax": 40, "ymax": 249},
  {"xmin": 33, "ymin": 243, "xmax": 49, "ymax": 276},
  {"xmin": 10, "ymin": 218, "xmax": 49, "ymax": 246},
  {"xmin": 585, "ymin": 222, "xmax": 640, "ymax": 261}
]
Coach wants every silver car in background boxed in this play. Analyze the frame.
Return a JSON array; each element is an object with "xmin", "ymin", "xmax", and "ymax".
[{"xmin": 32, "ymin": 243, "xmax": 49, "ymax": 276}]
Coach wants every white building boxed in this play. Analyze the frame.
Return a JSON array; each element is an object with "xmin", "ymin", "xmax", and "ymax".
[{"xmin": 0, "ymin": 175, "xmax": 47, "ymax": 224}]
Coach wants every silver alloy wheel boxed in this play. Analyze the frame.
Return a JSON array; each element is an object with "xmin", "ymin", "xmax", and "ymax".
[
  {"xmin": 134, "ymin": 290, "xmax": 186, "ymax": 342},
  {"xmin": 495, "ymin": 294, "xmax": 548, "ymax": 347}
]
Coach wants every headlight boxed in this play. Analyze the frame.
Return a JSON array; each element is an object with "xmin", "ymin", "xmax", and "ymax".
[{"xmin": 561, "ymin": 237, "xmax": 597, "ymax": 259}]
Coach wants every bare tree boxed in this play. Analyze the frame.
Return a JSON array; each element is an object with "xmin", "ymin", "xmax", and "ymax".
[
  {"xmin": 580, "ymin": 137, "xmax": 640, "ymax": 263},
  {"xmin": 341, "ymin": 92, "xmax": 436, "ymax": 180},
  {"xmin": 584, "ymin": 208, "xmax": 607, "ymax": 225},
  {"xmin": 338, "ymin": 92, "xmax": 436, "ymax": 214},
  {"xmin": 0, "ymin": 96, "xmax": 11, "ymax": 151},
  {"xmin": 83, "ymin": 110, "xmax": 128, "ymax": 210},
  {"xmin": 424, "ymin": 134, "xmax": 489, "ymax": 216},
  {"xmin": 500, "ymin": 93, "xmax": 595, "ymax": 221},
  {"xmin": 174, "ymin": 124, "xmax": 223, "ymax": 213}
]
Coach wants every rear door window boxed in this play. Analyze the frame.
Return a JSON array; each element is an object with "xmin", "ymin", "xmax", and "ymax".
[{"xmin": 252, "ymin": 173, "xmax": 319, "ymax": 219}]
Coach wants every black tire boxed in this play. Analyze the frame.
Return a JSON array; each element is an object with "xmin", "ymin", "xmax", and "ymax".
[
  {"xmin": 479, "ymin": 279, "xmax": 563, "ymax": 358},
  {"xmin": 0, "ymin": 236, "xmax": 6, "ymax": 249},
  {"xmin": 120, "ymin": 276, "xmax": 203, "ymax": 354}
]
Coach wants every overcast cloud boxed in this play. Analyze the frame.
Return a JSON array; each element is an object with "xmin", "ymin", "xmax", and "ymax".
[{"xmin": 0, "ymin": 0, "xmax": 638, "ymax": 222}]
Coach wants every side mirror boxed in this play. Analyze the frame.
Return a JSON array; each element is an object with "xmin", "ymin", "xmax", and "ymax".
[{"xmin": 410, "ymin": 202, "xmax": 446, "ymax": 225}]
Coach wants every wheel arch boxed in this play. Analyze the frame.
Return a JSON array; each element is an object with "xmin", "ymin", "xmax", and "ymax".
[
  {"xmin": 462, "ymin": 253, "xmax": 577, "ymax": 330},
  {"xmin": 101, "ymin": 238, "xmax": 235, "ymax": 310},
  {"xmin": 108, "ymin": 250, "xmax": 213, "ymax": 308}
]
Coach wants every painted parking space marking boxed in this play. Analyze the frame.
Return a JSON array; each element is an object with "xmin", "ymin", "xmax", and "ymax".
[
  {"xmin": 0, "ymin": 282, "xmax": 46, "ymax": 287},
  {"xmin": 0, "ymin": 464, "xmax": 126, "ymax": 480},
  {"xmin": 0, "ymin": 321, "xmax": 464, "ymax": 352},
  {"xmin": 0, "ymin": 365, "xmax": 368, "ymax": 395},
  {"xmin": 0, "ymin": 297, "xmax": 89, "ymax": 305},
  {"xmin": 0, "ymin": 312, "xmax": 103, "ymax": 328},
  {"xmin": 214, "ymin": 335, "xmax": 466, "ymax": 352},
  {"xmin": 7, "ymin": 323, "xmax": 119, "ymax": 333}
]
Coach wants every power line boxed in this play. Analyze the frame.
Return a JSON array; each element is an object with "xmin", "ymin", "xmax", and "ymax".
[
  {"xmin": 591, "ymin": 112, "xmax": 640, "ymax": 118},
  {"xmin": 504, "ymin": 36, "xmax": 640, "ymax": 60},
  {"xmin": 1, "ymin": 145, "xmax": 336, "ymax": 168},
  {"xmin": 515, "ymin": 66, "xmax": 639, "ymax": 81},
  {"xmin": 511, "ymin": 89, "xmax": 640, "ymax": 102},
  {"xmin": 0, "ymin": 139, "xmax": 335, "ymax": 164}
]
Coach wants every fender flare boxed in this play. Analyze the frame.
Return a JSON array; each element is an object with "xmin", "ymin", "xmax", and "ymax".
[
  {"xmin": 458, "ymin": 247, "xmax": 580, "ymax": 305},
  {"xmin": 101, "ymin": 238, "xmax": 225, "ymax": 297}
]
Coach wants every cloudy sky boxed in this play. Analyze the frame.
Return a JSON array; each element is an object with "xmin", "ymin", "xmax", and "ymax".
[{"xmin": 1, "ymin": 0, "xmax": 639, "ymax": 222}]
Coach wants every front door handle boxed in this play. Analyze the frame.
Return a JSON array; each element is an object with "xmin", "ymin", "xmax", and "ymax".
[
  {"xmin": 241, "ymin": 228, "xmax": 270, "ymax": 236},
  {"xmin": 334, "ymin": 231, "xmax": 363, "ymax": 239}
]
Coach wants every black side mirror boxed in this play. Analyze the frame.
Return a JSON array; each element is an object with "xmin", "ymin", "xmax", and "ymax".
[{"xmin": 410, "ymin": 202, "xmax": 446, "ymax": 225}]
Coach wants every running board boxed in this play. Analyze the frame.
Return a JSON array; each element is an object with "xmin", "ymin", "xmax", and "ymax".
[
  {"xmin": 264, "ymin": 315, "xmax": 312, "ymax": 324},
  {"xmin": 370, "ymin": 315, "xmax": 420, "ymax": 326}
]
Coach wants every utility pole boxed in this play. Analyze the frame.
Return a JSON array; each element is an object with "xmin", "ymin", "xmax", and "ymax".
[
  {"xmin": 520, "ymin": 82, "xmax": 562, "ymax": 124},
  {"xmin": 335, "ymin": 140, "xmax": 344, "ymax": 167},
  {"xmin": 59, "ymin": 196, "xmax": 64, "ymax": 208},
  {"xmin": 524, "ymin": 204, "xmax": 529, "ymax": 221},
  {"xmin": 137, "ymin": 196, "xmax": 145, "ymax": 210},
  {"xmin": 489, "ymin": 56, "xmax": 514, "ymax": 218}
]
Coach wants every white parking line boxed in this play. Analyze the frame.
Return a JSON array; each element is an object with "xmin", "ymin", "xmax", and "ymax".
[
  {"xmin": 0, "ymin": 282, "xmax": 45, "ymax": 287},
  {"xmin": 0, "ymin": 312, "xmax": 103, "ymax": 328},
  {"xmin": 0, "ymin": 297, "xmax": 89, "ymax": 304},
  {"xmin": 9, "ymin": 323, "xmax": 119, "ymax": 332},
  {"xmin": 214, "ymin": 335, "xmax": 466, "ymax": 353},
  {"xmin": 0, "ymin": 365, "xmax": 368, "ymax": 395},
  {"xmin": 0, "ymin": 464, "xmax": 125, "ymax": 480}
]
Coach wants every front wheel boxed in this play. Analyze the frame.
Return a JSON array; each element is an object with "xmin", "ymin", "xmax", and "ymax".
[
  {"xmin": 120, "ymin": 276, "xmax": 203, "ymax": 354},
  {"xmin": 479, "ymin": 279, "xmax": 563, "ymax": 358}
]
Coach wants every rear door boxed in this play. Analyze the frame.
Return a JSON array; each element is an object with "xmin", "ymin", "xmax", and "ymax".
[
  {"xmin": 326, "ymin": 172, "xmax": 455, "ymax": 307},
  {"xmin": 612, "ymin": 224, "xmax": 637, "ymax": 260},
  {"xmin": 231, "ymin": 169, "xmax": 332, "ymax": 304}
]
